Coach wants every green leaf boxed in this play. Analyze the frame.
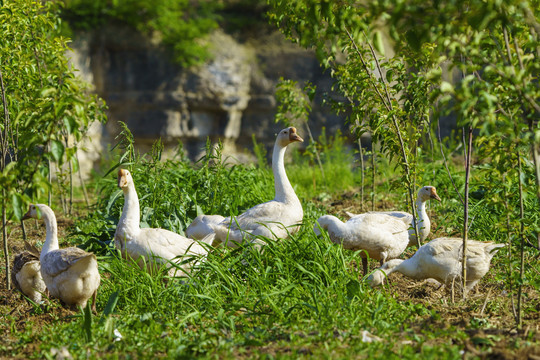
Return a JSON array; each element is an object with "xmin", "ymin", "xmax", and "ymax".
[
  {"xmin": 11, "ymin": 193, "xmax": 23, "ymax": 221},
  {"xmin": 83, "ymin": 302, "xmax": 93, "ymax": 342},
  {"xmin": 63, "ymin": 116, "xmax": 77, "ymax": 134},
  {"xmin": 373, "ymin": 30, "xmax": 385, "ymax": 56},
  {"xmin": 440, "ymin": 81, "xmax": 454, "ymax": 93},
  {"xmin": 103, "ymin": 291, "xmax": 119, "ymax": 317},
  {"xmin": 50, "ymin": 140, "xmax": 65, "ymax": 163},
  {"xmin": 41, "ymin": 87, "xmax": 57, "ymax": 97}
]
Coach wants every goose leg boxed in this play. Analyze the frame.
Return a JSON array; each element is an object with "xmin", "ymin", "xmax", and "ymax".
[
  {"xmin": 362, "ymin": 257, "xmax": 368, "ymax": 276},
  {"xmin": 91, "ymin": 290, "xmax": 97, "ymax": 314},
  {"xmin": 378, "ymin": 259, "xmax": 386, "ymax": 285}
]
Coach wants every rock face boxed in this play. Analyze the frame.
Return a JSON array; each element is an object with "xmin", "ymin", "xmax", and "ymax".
[{"xmin": 68, "ymin": 25, "xmax": 348, "ymax": 166}]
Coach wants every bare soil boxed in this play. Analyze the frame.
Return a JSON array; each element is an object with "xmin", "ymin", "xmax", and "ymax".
[{"xmin": 1, "ymin": 216, "xmax": 78, "ymax": 359}]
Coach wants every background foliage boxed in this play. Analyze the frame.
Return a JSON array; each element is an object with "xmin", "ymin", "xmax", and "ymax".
[
  {"xmin": 60, "ymin": 0, "xmax": 270, "ymax": 67},
  {"xmin": 0, "ymin": 0, "xmax": 106, "ymax": 287}
]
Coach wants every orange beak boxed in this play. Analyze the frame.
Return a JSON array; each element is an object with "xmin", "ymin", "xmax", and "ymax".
[
  {"xmin": 430, "ymin": 188, "xmax": 441, "ymax": 201},
  {"xmin": 289, "ymin": 127, "xmax": 304, "ymax": 142},
  {"xmin": 118, "ymin": 169, "xmax": 128, "ymax": 188},
  {"xmin": 22, "ymin": 205, "xmax": 32, "ymax": 220}
]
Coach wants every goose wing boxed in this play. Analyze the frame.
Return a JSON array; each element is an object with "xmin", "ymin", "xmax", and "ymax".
[
  {"xmin": 41, "ymin": 248, "xmax": 95, "ymax": 277},
  {"xmin": 13, "ymin": 251, "xmax": 39, "ymax": 275},
  {"xmin": 12, "ymin": 251, "xmax": 40, "ymax": 289},
  {"xmin": 186, "ymin": 215, "xmax": 225, "ymax": 240},
  {"xmin": 347, "ymin": 213, "xmax": 409, "ymax": 234},
  {"xmin": 137, "ymin": 228, "xmax": 208, "ymax": 259},
  {"xmin": 223, "ymin": 200, "xmax": 290, "ymax": 231},
  {"xmin": 346, "ymin": 210, "xmax": 413, "ymax": 225}
]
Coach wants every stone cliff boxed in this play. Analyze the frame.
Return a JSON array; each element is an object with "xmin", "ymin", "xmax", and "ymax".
[{"xmin": 69, "ymin": 25, "xmax": 349, "ymax": 168}]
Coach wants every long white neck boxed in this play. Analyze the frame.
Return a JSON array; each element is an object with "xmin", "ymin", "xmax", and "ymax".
[
  {"xmin": 272, "ymin": 142, "xmax": 297, "ymax": 203},
  {"xmin": 118, "ymin": 182, "xmax": 141, "ymax": 237},
  {"xmin": 383, "ymin": 258, "xmax": 418, "ymax": 278},
  {"xmin": 39, "ymin": 207, "xmax": 59, "ymax": 260},
  {"xmin": 414, "ymin": 198, "xmax": 430, "ymax": 241},
  {"xmin": 318, "ymin": 216, "xmax": 346, "ymax": 242}
]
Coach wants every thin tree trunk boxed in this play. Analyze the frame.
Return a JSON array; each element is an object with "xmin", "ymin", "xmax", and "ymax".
[
  {"xmin": 2, "ymin": 193, "xmax": 10, "ymax": 290},
  {"xmin": 530, "ymin": 141, "xmax": 540, "ymax": 249},
  {"xmin": 462, "ymin": 126, "xmax": 473, "ymax": 299},
  {"xmin": 358, "ymin": 136, "xmax": 365, "ymax": 210},
  {"xmin": 371, "ymin": 145, "xmax": 376, "ymax": 211},
  {"xmin": 21, "ymin": 220, "xmax": 27, "ymax": 242},
  {"xmin": 57, "ymin": 174, "xmax": 67, "ymax": 214},
  {"xmin": 48, "ymin": 149, "xmax": 52, "ymax": 207},
  {"xmin": 76, "ymin": 150, "xmax": 90, "ymax": 208},
  {"xmin": 65, "ymin": 135, "xmax": 73, "ymax": 215},
  {"xmin": 68, "ymin": 158, "xmax": 73, "ymax": 215},
  {"xmin": 304, "ymin": 123, "xmax": 325, "ymax": 182},
  {"xmin": 516, "ymin": 152, "xmax": 525, "ymax": 327},
  {"xmin": 354, "ymin": 120, "xmax": 365, "ymax": 210},
  {"xmin": 0, "ymin": 64, "xmax": 11, "ymax": 290},
  {"xmin": 437, "ymin": 117, "xmax": 464, "ymax": 204},
  {"xmin": 503, "ymin": 179, "xmax": 518, "ymax": 321}
]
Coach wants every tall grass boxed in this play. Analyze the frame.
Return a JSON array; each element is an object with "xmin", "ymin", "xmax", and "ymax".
[{"xmin": 3, "ymin": 132, "xmax": 539, "ymax": 359}]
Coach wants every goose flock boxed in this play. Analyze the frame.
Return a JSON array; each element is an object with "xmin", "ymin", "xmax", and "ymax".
[{"xmin": 12, "ymin": 126, "xmax": 503, "ymax": 310}]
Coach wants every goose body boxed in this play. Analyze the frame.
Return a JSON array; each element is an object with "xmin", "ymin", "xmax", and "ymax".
[
  {"xmin": 185, "ymin": 215, "xmax": 225, "ymax": 244},
  {"xmin": 367, "ymin": 237, "xmax": 504, "ymax": 292},
  {"xmin": 115, "ymin": 169, "xmax": 212, "ymax": 276},
  {"xmin": 188, "ymin": 127, "xmax": 304, "ymax": 247},
  {"xmin": 12, "ymin": 246, "xmax": 46, "ymax": 303},
  {"xmin": 346, "ymin": 186, "xmax": 440, "ymax": 247},
  {"xmin": 314, "ymin": 213, "xmax": 409, "ymax": 274},
  {"xmin": 23, "ymin": 204, "xmax": 100, "ymax": 310}
]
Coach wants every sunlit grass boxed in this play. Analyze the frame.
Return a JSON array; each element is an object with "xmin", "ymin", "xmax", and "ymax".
[{"xmin": 3, "ymin": 134, "xmax": 539, "ymax": 359}]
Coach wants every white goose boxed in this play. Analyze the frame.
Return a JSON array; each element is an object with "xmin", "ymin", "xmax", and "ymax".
[
  {"xmin": 11, "ymin": 242, "xmax": 46, "ymax": 303},
  {"xmin": 188, "ymin": 127, "xmax": 304, "ymax": 247},
  {"xmin": 115, "ymin": 169, "xmax": 213, "ymax": 276},
  {"xmin": 367, "ymin": 237, "xmax": 504, "ymax": 292},
  {"xmin": 23, "ymin": 204, "xmax": 100, "ymax": 311},
  {"xmin": 314, "ymin": 213, "xmax": 409, "ymax": 275},
  {"xmin": 346, "ymin": 186, "xmax": 441, "ymax": 247}
]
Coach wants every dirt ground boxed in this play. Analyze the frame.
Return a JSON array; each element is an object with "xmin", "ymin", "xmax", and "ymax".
[{"xmin": 1, "ymin": 192, "xmax": 539, "ymax": 359}]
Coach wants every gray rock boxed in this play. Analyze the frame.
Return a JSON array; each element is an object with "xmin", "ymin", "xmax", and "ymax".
[{"xmin": 68, "ymin": 25, "xmax": 351, "ymax": 170}]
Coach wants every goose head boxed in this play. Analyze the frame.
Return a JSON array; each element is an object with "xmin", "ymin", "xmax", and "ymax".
[
  {"xmin": 276, "ymin": 127, "xmax": 304, "ymax": 148},
  {"xmin": 417, "ymin": 186, "xmax": 441, "ymax": 203},
  {"xmin": 366, "ymin": 269, "xmax": 386, "ymax": 287},
  {"xmin": 118, "ymin": 169, "xmax": 133, "ymax": 189},
  {"xmin": 312, "ymin": 215, "xmax": 337, "ymax": 237},
  {"xmin": 313, "ymin": 223, "xmax": 323, "ymax": 237},
  {"xmin": 22, "ymin": 204, "xmax": 41, "ymax": 220}
]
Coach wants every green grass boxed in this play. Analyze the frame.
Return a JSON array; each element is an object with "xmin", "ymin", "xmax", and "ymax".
[{"xmin": 2, "ymin": 134, "xmax": 539, "ymax": 359}]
